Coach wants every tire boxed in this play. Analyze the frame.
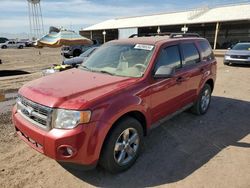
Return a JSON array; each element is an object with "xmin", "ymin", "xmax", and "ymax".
[
  {"xmin": 2, "ymin": 45, "xmax": 7, "ymax": 49},
  {"xmin": 64, "ymin": 54, "xmax": 70, "ymax": 58},
  {"xmin": 99, "ymin": 117, "xmax": 143, "ymax": 173},
  {"xmin": 19, "ymin": 45, "xmax": 24, "ymax": 49},
  {"xmin": 191, "ymin": 84, "xmax": 212, "ymax": 115},
  {"xmin": 224, "ymin": 62, "xmax": 229, "ymax": 65},
  {"xmin": 73, "ymin": 49, "xmax": 81, "ymax": 57}
]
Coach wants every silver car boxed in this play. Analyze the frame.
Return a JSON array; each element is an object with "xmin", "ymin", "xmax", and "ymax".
[{"xmin": 224, "ymin": 43, "xmax": 250, "ymax": 65}]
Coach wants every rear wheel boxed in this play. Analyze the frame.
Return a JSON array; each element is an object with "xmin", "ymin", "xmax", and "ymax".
[
  {"xmin": 191, "ymin": 84, "xmax": 212, "ymax": 115},
  {"xmin": 19, "ymin": 45, "xmax": 24, "ymax": 49},
  {"xmin": 100, "ymin": 117, "xmax": 143, "ymax": 173}
]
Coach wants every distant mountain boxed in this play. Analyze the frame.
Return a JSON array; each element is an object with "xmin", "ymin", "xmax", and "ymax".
[{"xmin": 0, "ymin": 33, "xmax": 30, "ymax": 40}]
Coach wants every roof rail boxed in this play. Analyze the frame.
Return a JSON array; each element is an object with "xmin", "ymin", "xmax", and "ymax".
[
  {"xmin": 169, "ymin": 33, "xmax": 200, "ymax": 38},
  {"xmin": 128, "ymin": 32, "xmax": 200, "ymax": 38}
]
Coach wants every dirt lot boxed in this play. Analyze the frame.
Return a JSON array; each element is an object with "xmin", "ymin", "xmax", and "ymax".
[{"xmin": 0, "ymin": 48, "xmax": 249, "ymax": 188}]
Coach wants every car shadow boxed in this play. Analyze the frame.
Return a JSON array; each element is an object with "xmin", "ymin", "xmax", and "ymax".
[
  {"xmin": 229, "ymin": 64, "xmax": 250, "ymax": 68},
  {"xmin": 0, "ymin": 70, "xmax": 30, "ymax": 77},
  {"xmin": 60, "ymin": 96, "xmax": 250, "ymax": 187}
]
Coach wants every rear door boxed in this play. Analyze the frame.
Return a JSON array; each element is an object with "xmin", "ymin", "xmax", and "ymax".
[{"xmin": 179, "ymin": 41, "xmax": 205, "ymax": 105}]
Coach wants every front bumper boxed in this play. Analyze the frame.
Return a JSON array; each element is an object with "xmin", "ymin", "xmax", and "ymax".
[
  {"xmin": 12, "ymin": 105, "xmax": 103, "ymax": 167},
  {"xmin": 224, "ymin": 56, "xmax": 250, "ymax": 64}
]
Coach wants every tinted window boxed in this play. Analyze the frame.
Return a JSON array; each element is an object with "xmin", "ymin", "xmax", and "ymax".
[
  {"xmin": 155, "ymin": 45, "xmax": 181, "ymax": 70},
  {"xmin": 181, "ymin": 43, "xmax": 200, "ymax": 66},
  {"xmin": 198, "ymin": 40, "xmax": 214, "ymax": 61}
]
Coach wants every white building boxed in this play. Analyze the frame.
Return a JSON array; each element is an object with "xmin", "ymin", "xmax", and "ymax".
[{"xmin": 80, "ymin": 3, "xmax": 250, "ymax": 49}]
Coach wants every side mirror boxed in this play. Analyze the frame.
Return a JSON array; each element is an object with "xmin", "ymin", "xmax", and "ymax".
[{"xmin": 154, "ymin": 66, "xmax": 175, "ymax": 79}]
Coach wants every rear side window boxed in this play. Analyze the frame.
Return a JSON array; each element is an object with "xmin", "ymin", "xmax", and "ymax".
[
  {"xmin": 181, "ymin": 43, "xmax": 200, "ymax": 66},
  {"xmin": 155, "ymin": 45, "xmax": 181, "ymax": 70},
  {"xmin": 198, "ymin": 40, "xmax": 214, "ymax": 61}
]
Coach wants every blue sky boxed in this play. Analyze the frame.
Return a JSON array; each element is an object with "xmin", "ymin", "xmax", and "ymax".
[{"xmin": 0, "ymin": 0, "xmax": 249, "ymax": 38}]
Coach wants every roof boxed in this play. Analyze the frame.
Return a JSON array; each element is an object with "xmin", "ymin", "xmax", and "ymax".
[{"xmin": 82, "ymin": 3, "xmax": 250, "ymax": 31}]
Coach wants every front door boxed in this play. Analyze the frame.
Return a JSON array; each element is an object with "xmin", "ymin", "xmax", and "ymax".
[{"xmin": 150, "ymin": 44, "xmax": 189, "ymax": 123}]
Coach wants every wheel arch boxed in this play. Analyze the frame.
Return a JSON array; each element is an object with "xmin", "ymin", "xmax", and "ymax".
[{"xmin": 205, "ymin": 78, "xmax": 214, "ymax": 92}]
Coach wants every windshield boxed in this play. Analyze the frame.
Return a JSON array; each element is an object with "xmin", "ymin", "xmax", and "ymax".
[
  {"xmin": 80, "ymin": 47, "xmax": 97, "ymax": 57},
  {"xmin": 232, "ymin": 43, "xmax": 250, "ymax": 51},
  {"xmin": 79, "ymin": 43, "xmax": 154, "ymax": 78}
]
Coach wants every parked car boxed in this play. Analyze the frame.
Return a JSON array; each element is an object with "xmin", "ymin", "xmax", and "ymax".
[
  {"xmin": 0, "ymin": 40, "xmax": 25, "ymax": 49},
  {"xmin": 0, "ymin": 37, "xmax": 9, "ymax": 44},
  {"xmin": 62, "ymin": 47, "xmax": 99, "ymax": 67},
  {"xmin": 19, "ymin": 39, "xmax": 33, "ymax": 47},
  {"xmin": 61, "ymin": 39, "xmax": 99, "ymax": 58},
  {"xmin": 224, "ymin": 42, "xmax": 250, "ymax": 65},
  {"xmin": 12, "ymin": 33, "xmax": 216, "ymax": 173}
]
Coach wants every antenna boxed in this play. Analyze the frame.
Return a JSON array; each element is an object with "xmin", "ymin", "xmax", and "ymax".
[{"xmin": 27, "ymin": 0, "xmax": 44, "ymax": 40}]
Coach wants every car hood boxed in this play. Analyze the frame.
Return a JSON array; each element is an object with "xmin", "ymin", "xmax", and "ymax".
[
  {"xmin": 19, "ymin": 68, "xmax": 138, "ymax": 110},
  {"xmin": 226, "ymin": 50, "xmax": 250, "ymax": 56},
  {"xmin": 63, "ymin": 57, "xmax": 84, "ymax": 65}
]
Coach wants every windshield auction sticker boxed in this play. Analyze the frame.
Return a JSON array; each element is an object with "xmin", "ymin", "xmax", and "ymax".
[{"xmin": 134, "ymin": 44, "xmax": 154, "ymax": 51}]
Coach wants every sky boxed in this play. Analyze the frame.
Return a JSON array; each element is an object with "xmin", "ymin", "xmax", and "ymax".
[{"xmin": 0, "ymin": 0, "xmax": 249, "ymax": 38}]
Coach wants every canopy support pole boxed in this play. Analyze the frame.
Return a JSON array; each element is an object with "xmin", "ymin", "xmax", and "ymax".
[{"xmin": 213, "ymin": 22, "xmax": 220, "ymax": 50}]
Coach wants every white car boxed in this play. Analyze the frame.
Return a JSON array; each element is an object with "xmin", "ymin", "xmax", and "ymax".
[{"xmin": 0, "ymin": 41, "xmax": 25, "ymax": 49}]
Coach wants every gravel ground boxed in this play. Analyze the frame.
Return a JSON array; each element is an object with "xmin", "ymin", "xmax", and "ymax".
[{"xmin": 0, "ymin": 48, "xmax": 249, "ymax": 188}]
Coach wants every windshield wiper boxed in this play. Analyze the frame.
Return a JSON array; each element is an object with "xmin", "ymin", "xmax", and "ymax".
[
  {"xmin": 99, "ymin": 70, "xmax": 115, "ymax": 76},
  {"xmin": 79, "ymin": 65, "xmax": 92, "ymax": 71}
]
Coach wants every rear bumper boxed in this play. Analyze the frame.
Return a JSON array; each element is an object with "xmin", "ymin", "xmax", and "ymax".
[
  {"xmin": 12, "ymin": 105, "xmax": 105, "ymax": 167},
  {"xmin": 61, "ymin": 50, "xmax": 72, "ymax": 57}
]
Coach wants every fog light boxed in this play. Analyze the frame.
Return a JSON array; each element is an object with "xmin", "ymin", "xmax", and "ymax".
[{"xmin": 57, "ymin": 145, "xmax": 76, "ymax": 158}]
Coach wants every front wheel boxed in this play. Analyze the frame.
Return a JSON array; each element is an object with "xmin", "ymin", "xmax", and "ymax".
[
  {"xmin": 191, "ymin": 84, "xmax": 212, "ymax": 115},
  {"xmin": 99, "ymin": 117, "xmax": 143, "ymax": 173}
]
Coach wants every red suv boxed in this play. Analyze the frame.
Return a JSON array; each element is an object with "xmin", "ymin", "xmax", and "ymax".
[{"xmin": 12, "ymin": 33, "xmax": 216, "ymax": 173}]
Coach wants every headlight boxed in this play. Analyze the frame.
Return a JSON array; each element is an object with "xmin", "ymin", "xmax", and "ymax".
[
  {"xmin": 224, "ymin": 55, "xmax": 230, "ymax": 59},
  {"xmin": 54, "ymin": 109, "xmax": 91, "ymax": 129}
]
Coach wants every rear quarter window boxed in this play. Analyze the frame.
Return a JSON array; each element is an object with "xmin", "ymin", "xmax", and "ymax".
[{"xmin": 198, "ymin": 40, "xmax": 215, "ymax": 61}]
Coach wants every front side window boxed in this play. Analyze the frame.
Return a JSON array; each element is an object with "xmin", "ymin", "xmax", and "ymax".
[
  {"xmin": 80, "ymin": 43, "xmax": 154, "ymax": 78},
  {"xmin": 155, "ymin": 45, "xmax": 181, "ymax": 71},
  {"xmin": 181, "ymin": 43, "xmax": 200, "ymax": 66}
]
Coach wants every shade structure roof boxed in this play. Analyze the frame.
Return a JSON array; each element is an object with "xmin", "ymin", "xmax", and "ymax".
[
  {"xmin": 36, "ymin": 30, "xmax": 92, "ymax": 48},
  {"xmin": 82, "ymin": 3, "xmax": 250, "ymax": 31}
]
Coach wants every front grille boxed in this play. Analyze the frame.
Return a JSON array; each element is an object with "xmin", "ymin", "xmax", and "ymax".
[
  {"xmin": 230, "ymin": 55, "xmax": 249, "ymax": 59},
  {"xmin": 17, "ymin": 96, "xmax": 52, "ymax": 131}
]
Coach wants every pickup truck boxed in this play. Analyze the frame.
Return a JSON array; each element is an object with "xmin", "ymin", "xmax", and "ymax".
[
  {"xmin": 0, "ymin": 41, "xmax": 25, "ymax": 49},
  {"xmin": 61, "ymin": 39, "xmax": 99, "ymax": 58},
  {"xmin": 12, "ymin": 33, "xmax": 216, "ymax": 173}
]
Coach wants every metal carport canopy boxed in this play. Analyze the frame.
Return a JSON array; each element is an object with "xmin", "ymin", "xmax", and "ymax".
[{"xmin": 81, "ymin": 3, "xmax": 250, "ymax": 31}]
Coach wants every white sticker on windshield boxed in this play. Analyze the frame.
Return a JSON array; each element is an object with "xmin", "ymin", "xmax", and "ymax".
[{"xmin": 134, "ymin": 44, "xmax": 154, "ymax": 51}]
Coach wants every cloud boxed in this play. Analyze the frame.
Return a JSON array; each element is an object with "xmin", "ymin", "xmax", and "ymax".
[{"xmin": 0, "ymin": 0, "xmax": 175, "ymax": 34}]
